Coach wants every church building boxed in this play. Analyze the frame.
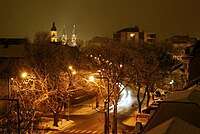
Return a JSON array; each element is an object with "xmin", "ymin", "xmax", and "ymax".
[{"xmin": 50, "ymin": 22, "xmax": 77, "ymax": 47}]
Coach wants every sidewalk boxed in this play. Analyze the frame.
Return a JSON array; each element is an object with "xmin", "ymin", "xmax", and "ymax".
[
  {"xmin": 39, "ymin": 98, "xmax": 104, "ymax": 132},
  {"xmin": 122, "ymin": 99, "xmax": 154, "ymax": 127},
  {"xmin": 39, "ymin": 98, "xmax": 154, "ymax": 133}
]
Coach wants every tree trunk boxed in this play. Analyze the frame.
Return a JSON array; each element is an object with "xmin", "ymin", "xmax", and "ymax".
[
  {"xmin": 137, "ymin": 84, "xmax": 144, "ymax": 113},
  {"xmin": 137, "ymin": 84, "xmax": 147, "ymax": 113},
  {"xmin": 137, "ymin": 89, "xmax": 142, "ymax": 113},
  {"xmin": 138, "ymin": 102, "xmax": 142, "ymax": 113},
  {"xmin": 146, "ymin": 85, "xmax": 150, "ymax": 108},
  {"xmin": 53, "ymin": 112, "xmax": 59, "ymax": 127},
  {"xmin": 112, "ymin": 102, "xmax": 117, "ymax": 134}
]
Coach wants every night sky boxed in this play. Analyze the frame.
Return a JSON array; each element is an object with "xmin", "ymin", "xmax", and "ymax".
[{"xmin": 1, "ymin": 0, "xmax": 200, "ymax": 42}]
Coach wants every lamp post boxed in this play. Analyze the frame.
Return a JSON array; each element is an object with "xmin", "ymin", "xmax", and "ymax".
[
  {"xmin": 8, "ymin": 77, "xmax": 13, "ymax": 99},
  {"xmin": 67, "ymin": 66, "xmax": 76, "ymax": 120},
  {"xmin": 169, "ymin": 80, "xmax": 174, "ymax": 92},
  {"xmin": 89, "ymin": 75, "xmax": 110, "ymax": 134},
  {"xmin": 68, "ymin": 66, "xmax": 76, "ymax": 86}
]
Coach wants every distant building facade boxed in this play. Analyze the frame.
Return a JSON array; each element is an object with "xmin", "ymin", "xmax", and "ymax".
[
  {"xmin": 188, "ymin": 40, "xmax": 200, "ymax": 84},
  {"xmin": 113, "ymin": 26, "xmax": 156, "ymax": 44},
  {"xmin": 165, "ymin": 35, "xmax": 197, "ymax": 87},
  {"xmin": 166, "ymin": 35, "xmax": 196, "ymax": 59},
  {"xmin": 50, "ymin": 22, "xmax": 58, "ymax": 43},
  {"xmin": 0, "ymin": 38, "xmax": 28, "ymax": 98},
  {"xmin": 0, "ymin": 38, "xmax": 27, "ymax": 57},
  {"xmin": 50, "ymin": 22, "xmax": 77, "ymax": 47}
]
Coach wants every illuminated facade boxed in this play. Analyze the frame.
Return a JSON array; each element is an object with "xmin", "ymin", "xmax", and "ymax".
[
  {"xmin": 61, "ymin": 25, "xmax": 68, "ymax": 45},
  {"xmin": 50, "ymin": 22, "xmax": 77, "ymax": 47},
  {"xmin": 71, "ymin": 25, "xmax": 77, "ymax": 47},
  {"xmin": 113, "ymin": 26, "xmax": 156, "ymax": 44},
  {"xmin": 50, "ymin": 22, "xmax": 58, "ymax": 42}
]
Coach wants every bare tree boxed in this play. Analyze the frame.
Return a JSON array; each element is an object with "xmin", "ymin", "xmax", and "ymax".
[
  {"xmin": 83, "ymin": 37, "xmax": 135, "ymax": 134},
  {"xmin": 14, "ymin": 31, "xmax": 97, "ymax": 128},
  {"xmin": 127, "ymin": 42, "xmax": 178, "ymax": 113},
  {"xmin": 14, "ymin": 31, "xmax": 83, "ymax": 127}
]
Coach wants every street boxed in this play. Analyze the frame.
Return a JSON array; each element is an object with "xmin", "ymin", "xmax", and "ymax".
[
  {"xmin": 46, "ymin": 109, "xmax": 134, "ymax": 134},
  {"xmin": 44, "ymin": 86, "xmax": 136, "ymax": 134},
  {"xmin": 54, "ymin": 112, "xmax": 105, "ymax": 134}
]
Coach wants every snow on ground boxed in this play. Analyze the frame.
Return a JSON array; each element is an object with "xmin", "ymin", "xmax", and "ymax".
[
  {"xmin": 40, "ymin": 99, "xmax": 104, "ymax": 132},
  {"xmin": 41, "ymin": 99, "xmax": 137, "ymax": 132},
  {"xmin": 40, "ymin": 86, "xmax": 151, "ymax": 132},
  {"xmin": 40, "ymin": 118, "xmax": 74, "ymax": 131}
]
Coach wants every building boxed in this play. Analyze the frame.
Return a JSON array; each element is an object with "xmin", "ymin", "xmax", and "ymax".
[
  {"xmin": 61, "ymin": 25, "xmax": 68, "ymax": 45},
  {"xmin": 50, "ymin": 22, "xmax": 58, "ymax": 43},
  {"xmin": 166, "ymin": 35, "xmax": 196, "ymax": 60},
  {"xmin": 50, "ymin": 22, "xmax": 77, "ymax": 47},
  {"xmin": 133, "ymin": 39, "xmax": 200, "ymax": 134},
  {"xmin": 113, "ymin": 26, "xmax": 156, "ymax": 44},
  {"xmin": 0, "ymin": 38, "xmax": 28, "ymax": 98},
  {"xmin": 139, "ymin": 87, "xmax": 200, "ymax": 134},
  {"xmin": 166, "ymin": 35, "xmax": 196, "ymax": 49},
  {"xmin": 143, "ymin": 32, "xmax": 156, "ymax": 43},
  {"xmin": 0, "ymin": 38, "xmax": 27, "ymax": 57},
  {"xmin": 165, "ymin": 36, "xmax": 197, "ymax": 87},
  {"xmin": 187, "ymin": 40, "xmax": 200, "ymax": 85}
]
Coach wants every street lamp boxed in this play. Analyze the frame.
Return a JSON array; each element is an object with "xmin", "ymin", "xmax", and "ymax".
[
  {"xmin": 169, "ymin": 80, "xmax": 174, "ymax": 92},
  {"xmin": 89, "ymin": 75, "xmax": 110, "ymax": 134},
  {"xmin": 21, "ymin": 72, "xmax": 28, "ymax": 78},
  {"xmin": 7, "ymin": 77, "xmax": 13, "ymax": 99},
  {"xmin": 68, "ymin": 66, "xmax": 73, "ymax": 70},
  {"xmin": 67, "ymin": 65, "xmax": 76, "ymax": 120},
  {"xmin": 68, "ymin": 65, "xmax": 76, "ymax": 86}
]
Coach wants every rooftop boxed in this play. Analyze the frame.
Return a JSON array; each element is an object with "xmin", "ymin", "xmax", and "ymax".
[{"xmin": 115, "ymin": 26, "xmax": 140, "ymax": 33}]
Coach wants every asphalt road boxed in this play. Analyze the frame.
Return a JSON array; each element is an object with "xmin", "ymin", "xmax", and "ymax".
[
  {"xmin": 55, "ymin": 112, "xmax": 105, "ymax": 134},
  {"xmin": 49, "ymin": 109, "xmax": 134, "ymax": 134},
  {"xmin": 43, "ymin": 87, "xmax": 137, "ymax": 134}
]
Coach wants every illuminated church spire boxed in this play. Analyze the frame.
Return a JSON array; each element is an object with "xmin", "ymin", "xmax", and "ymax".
[
  {"xmin": 50, "ymin": 22, "xmax": 58, "ymax": 42},
  {"xmin": 61, "ymin": 25, "xmax": 67, "ymax": 45},
  {"xmin": 71, "ymin": 24, "xmax": 77, "ymax": 47}
]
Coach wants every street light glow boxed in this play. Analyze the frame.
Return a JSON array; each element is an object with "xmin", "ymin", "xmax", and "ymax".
[
  {"xmin": 68, "ymin": 66, "xmax": 73, "ymax": 70},
  {"xmin": 169, "ymin": 80, "xmax": 174, "ymax": 84},
  {"xmin": 72, "ymin": 71, "xmax": 76, "ymax": 75},
  {"xmin": 89, "ymin": 75, "xmax": 95, "ymax": 82},
  {"xmin": 21, "ymin": 72, "xmax": 27, "ymax": 78},
  {"xmin": 130, "ymin": 33, "xmax": 135, "ymax": 37}
]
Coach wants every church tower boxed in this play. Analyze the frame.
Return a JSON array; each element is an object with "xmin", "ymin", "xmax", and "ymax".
[
  {"xmin": 71, "ymin": 24, "xmax": 77, "ymax": 47},
  {"xmin": 50, "ymin": 22, "xmax": 58, "ymax": 42},
  {"xmin": 61, "ymin": 25, "xmax": 67, "ymax": 45}
]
